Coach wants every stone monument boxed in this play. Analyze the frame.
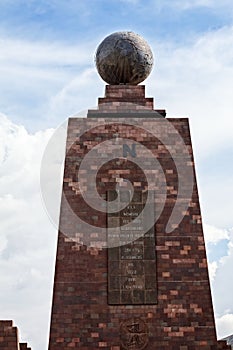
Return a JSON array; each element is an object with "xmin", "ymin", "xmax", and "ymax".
[{"xmin": 48, "ymin": 31, "xmax": 230, "ymax": 349}]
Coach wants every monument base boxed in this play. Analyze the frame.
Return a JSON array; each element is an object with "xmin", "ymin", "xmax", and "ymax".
[{"xmin": 48, "ymin": 95, "xmax": 230, "ymax": 348}]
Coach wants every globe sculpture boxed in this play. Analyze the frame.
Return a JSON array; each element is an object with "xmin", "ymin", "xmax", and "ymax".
[{"xmin": 95, "ymin": 31, "xmax": 153, "ymax": 85}]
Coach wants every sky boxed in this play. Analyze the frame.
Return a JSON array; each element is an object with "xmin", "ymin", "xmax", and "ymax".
[{"xmin": 0, "ymin": 0, "xmax": 233, "ymax": 349}]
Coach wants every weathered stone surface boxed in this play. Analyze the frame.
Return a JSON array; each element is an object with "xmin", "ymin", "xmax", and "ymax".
[{"xmin": 95, "ymin": 32, "xmax": 153, "ymax": 85}]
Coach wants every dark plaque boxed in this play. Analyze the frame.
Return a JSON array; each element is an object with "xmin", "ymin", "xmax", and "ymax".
[
  {"xmin": 120, "ymin": 318, "xmax": 149, "ymax": 350},
  {"xmin": 107, "ymin": 190, "xmax": 157, "ymax": 304}
]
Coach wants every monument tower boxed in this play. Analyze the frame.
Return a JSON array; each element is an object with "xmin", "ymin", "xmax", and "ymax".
[{"xmin": 48, "ymin": 32, "xmax": 230, "ymax": 349}]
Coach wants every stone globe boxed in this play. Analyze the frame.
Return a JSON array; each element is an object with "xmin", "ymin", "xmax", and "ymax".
[{"xmin": 95, "ymin": 31, "xmax": 153, "ymax": 85}]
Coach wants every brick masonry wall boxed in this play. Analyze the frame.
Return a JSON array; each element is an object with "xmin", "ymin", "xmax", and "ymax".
[
  {"xmin": 0, "ymin": 321, "xmax": 31, "ymax": 350},
  {"xmin": 48, "ymin": 86, "xmax": 230, "ymax": 350}
]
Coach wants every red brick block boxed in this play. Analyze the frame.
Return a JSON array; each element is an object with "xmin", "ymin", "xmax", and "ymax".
[{"xmin": 0, "ymin": 321, "xmax": 31, "ymax": 350}]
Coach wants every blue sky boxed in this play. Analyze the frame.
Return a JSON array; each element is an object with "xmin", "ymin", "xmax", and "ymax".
[
  {"xmin": 0, "ymin": 0, "xmax": 232, "ymax": 130},
  {"xmin": 0, "ymin": 1, "xmax": 233, "ymax": 349},
  {"xmin": 0, "ymin": 0, "xmax": 231, "ymax": 42}
]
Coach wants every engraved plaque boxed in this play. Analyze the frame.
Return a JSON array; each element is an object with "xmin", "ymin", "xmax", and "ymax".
[{"xmin": 107, "ymin": 190, "xmax": 157, "ymax": 305}]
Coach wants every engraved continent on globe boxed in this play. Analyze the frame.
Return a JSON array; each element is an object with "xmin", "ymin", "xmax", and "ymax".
[{"xmin": 95, "ymin": 31, "xmax": 153, "ymax": 85}]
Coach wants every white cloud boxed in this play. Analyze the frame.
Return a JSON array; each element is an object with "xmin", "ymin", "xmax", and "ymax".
[
  {"xmin": 1, "ymin": 23, "xmax": 232, "ymax": 149},
  {"xmin": 208, "ymin": 261, "xmax": 218, "ymax": 282},
  {"xmin": 203, "ymin": 224, "xmax": 229, "ymax": 244},
  {"xmin": 0, "ymin": 35, "xmax": 98, "ymax": 130},
  {"xmin": 203, "ymin": 225, "xmax": 232, "ymax": 338},
  {"xmin": 0, "ymin": 37, "xmax": 93, "ymax": 67},
  {"xmin": 199, "ymin": 169, "xmax": 233, "ymax": 229},
  {"xmin": 205, "ymin": 227, "xmax": 233, "ymax": 339},
  {"xmin": 48, "ymin": 68, "xmax": 102, "ymax": 121},
  {"xmin": 146, "ymin": 26, "xmax": 233, "ymax": 229},
  {"xmin": 148, "ymin": 26, "xmax": 233, "ymax": 158},
  {"xmin": 0, "ymin": 114, "xmax": 57, "ymax": 350},
  {"xmin": 216, "ymin": 314, "xmax": 233, "ymax": 339}
]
